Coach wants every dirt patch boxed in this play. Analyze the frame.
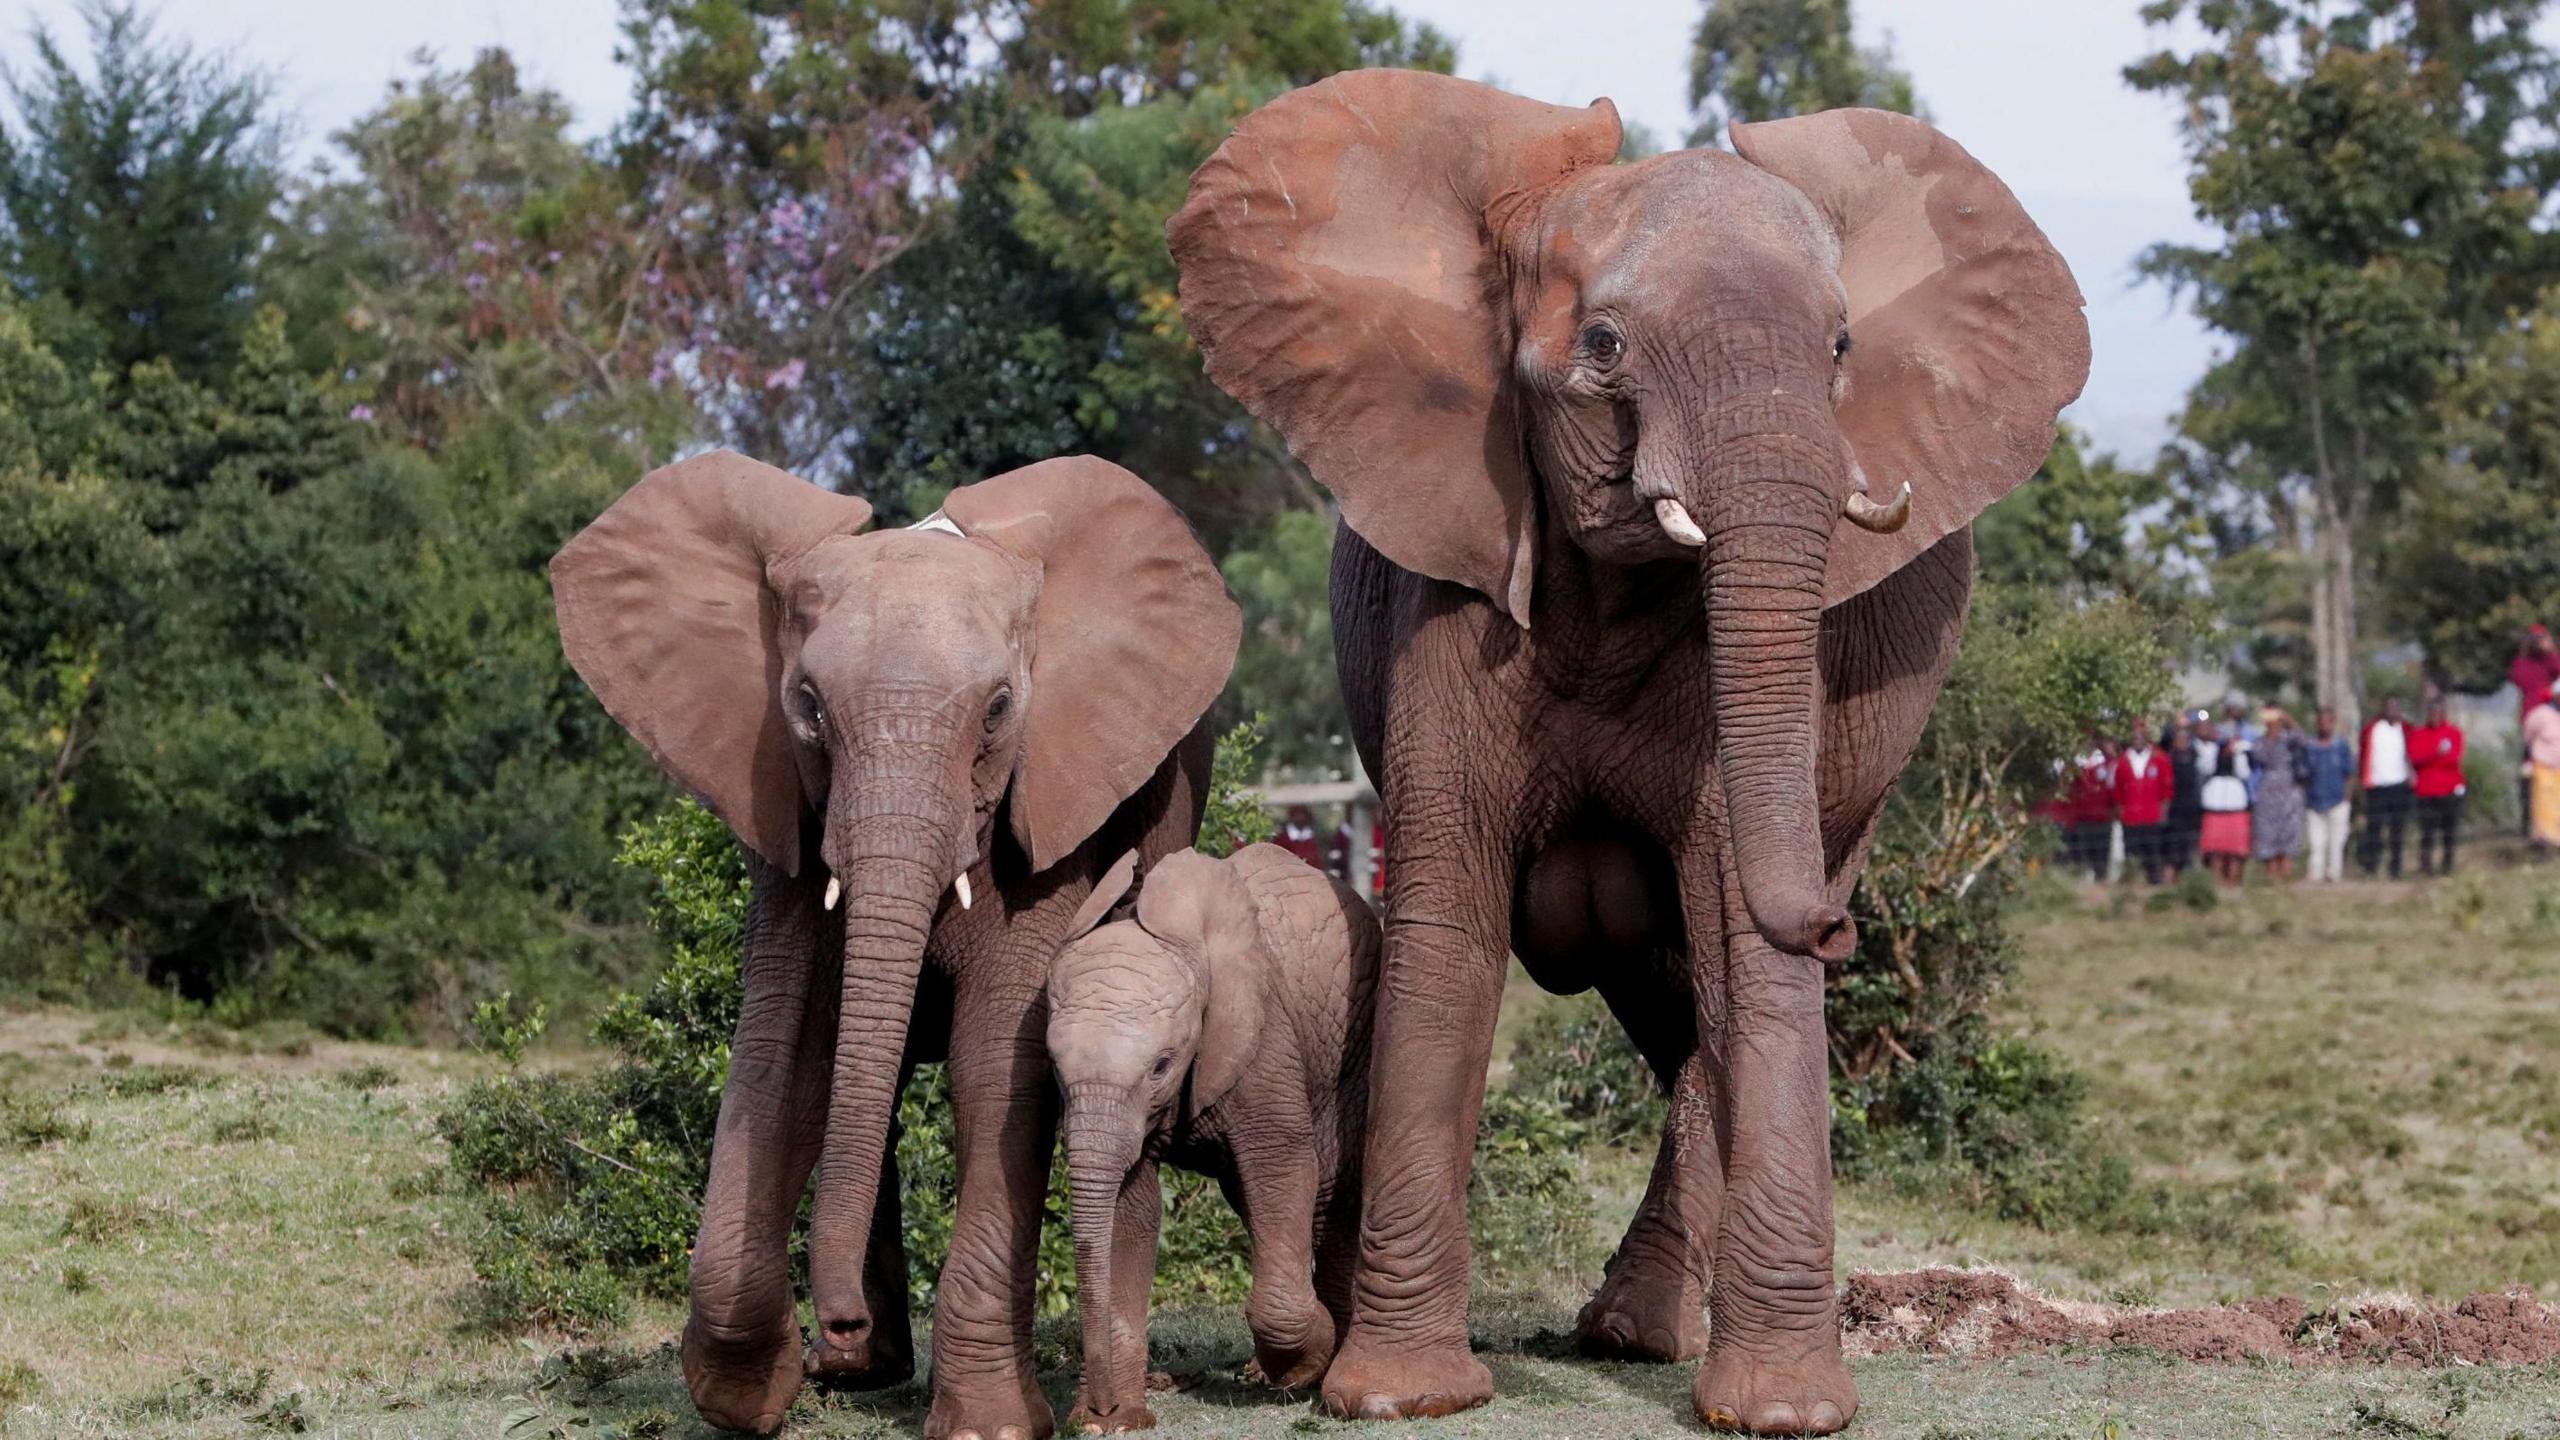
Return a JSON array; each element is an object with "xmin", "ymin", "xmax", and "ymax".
[{"xmin": 1841, "ymin": 1268, "xmax": 2560, "ymax": 1366}]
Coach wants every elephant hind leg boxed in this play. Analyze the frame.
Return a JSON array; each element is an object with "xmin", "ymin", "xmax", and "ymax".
[{"xmin": 1575, "ymin": 959, "xmax": 1715, "ymax": 1364}]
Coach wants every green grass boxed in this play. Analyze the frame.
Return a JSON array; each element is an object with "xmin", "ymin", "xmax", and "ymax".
[{"xmin": 5, "ymin": 859, "xmax": 2559, "ymax": 1436}]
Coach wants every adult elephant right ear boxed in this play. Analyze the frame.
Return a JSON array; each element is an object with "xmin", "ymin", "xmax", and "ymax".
[
  {"xmin": 1168, "ymin": 69, "xmax": 1621, "ymax": 628},
  {"xmin": 550, "ymin": 451, "xmax": 873, "ymax": 876}
]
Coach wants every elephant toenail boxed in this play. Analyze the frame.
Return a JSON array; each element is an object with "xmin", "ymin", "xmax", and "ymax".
[
  {"xmin": 996, "ymin": 1428, "xmax": 1029, "ymax": 1440},
  {"xmin": 951, "ymin": 1431, "xmax": 982, "ymax": 1440},
  {"xmin": 1810, "ymin": 1401, "xmax": 1845, "ymax": 1431},
  {"xmin": 1753, "ymin": 1401, "xmax": 1803, "ymax": 1432},
  {"xmin": 1358, "ymin": 1392, "xmax": 1400, "ymax": 1420},
  {"xmin": 1702, "ymin": 1404, "xmax": 1742, "ymax": 1430}
]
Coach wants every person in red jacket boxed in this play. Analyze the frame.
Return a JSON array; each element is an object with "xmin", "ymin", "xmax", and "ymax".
[
  {"xmin": 2112, "ymin": 724, "xmax": 2175, "ymax": 883},
  {"xmin": 2061, "ymin": 732, "xmax": 2115, "ymax": 882},
  {"xmin": 2410, "ymin": 696, "xmax": 2467, "ymax": 876}
]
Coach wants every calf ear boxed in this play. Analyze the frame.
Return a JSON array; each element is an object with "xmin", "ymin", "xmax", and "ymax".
[
  {"xmin": 1731, "ymin": 109, "xmax": 2088, "ymax": 609},
  {"xmin": 944, "ymin": 458, "xmax": 1240, "ymax": 872},
  {"xmin": 550, "ymin": 452, "xmax": 873, "ymax": 874},
  {"xmin": 1136, "ymin": 850, "xmax": 1265, "ymax": 1111},
  {"xmin": 1062, "ymin": 851, "xmax": 1140, "ymax": 945}
]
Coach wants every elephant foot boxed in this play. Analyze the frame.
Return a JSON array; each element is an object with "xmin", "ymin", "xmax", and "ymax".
[
  {"xmin": 1317, "ymin": 1335, "xmax": 1492, "ymax": 1421},
  {"xmin": 1065, "ymin": 1400, "xmax": 1158, "ymax": 1434},
  {"xmin": 680, "ymin": 1319, "xmax": 804, "ymax": 1435},
  {"xmin": 926, "ymin": 1385, "xmax": 1057, "ymax": 1440},
  {"xmin": 1574, "ymin": 1268, "xmax": 1708, "ymax": 1363},
  {"xmin": 1693, "ymin": 1335, "xmax": 1857, "ymax": 1435},
  {"xmin": 804, "ymin": 1312, "xmax": 915, "ymax": 1391},
  {"xmin": 1247, "ymin": 1305, "xmax": 1338, "ymax": 1390}
]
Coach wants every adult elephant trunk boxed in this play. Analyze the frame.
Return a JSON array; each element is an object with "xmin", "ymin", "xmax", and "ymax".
[
  {"xmin": 1064, "ymin": 1084, "xmax": 1143, "ymax": 1422},
  {"xmin": 805, "ymin": 714, "xmax": 973, "ymax": 1371},
  {"xmin": 1644, "ymin": 381, "xmax": 1854, "ymax": 963}
]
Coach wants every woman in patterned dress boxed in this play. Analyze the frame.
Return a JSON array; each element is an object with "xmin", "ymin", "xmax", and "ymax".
[{"xmin": 2252, "ymin": 708, "xmax": 2307, "ymax": 880}]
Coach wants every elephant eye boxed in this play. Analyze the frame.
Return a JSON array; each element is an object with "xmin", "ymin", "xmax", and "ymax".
[
  {"xmin": 1579, "ymin": 323, "xmax": 1623, "ymax": 370},
  {"xmin": 796, "ymin": 683, "xmax": 826, "ymax": 733},
  {"xmin": 1834, "ymin": 331, "xmax": 1853, "ymax": 362},
  {"xmin": 1151, "ymin": 1053, "xmax": 1174, "ymax": 1077},
  {"xmin": 983, "ymin": 686, "xmax": 1012, "ymax": 734}
]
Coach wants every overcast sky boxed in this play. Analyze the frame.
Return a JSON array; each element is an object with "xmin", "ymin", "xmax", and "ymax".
[{"xmin": 7, "ymin": 0, "xmax": 2226, "ymax": 459}]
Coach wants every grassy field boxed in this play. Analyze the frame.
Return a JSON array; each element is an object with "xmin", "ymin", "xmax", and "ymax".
[{"xmin": 4, "ymin": 859, "xmax": 2558, "ymax": 1438}]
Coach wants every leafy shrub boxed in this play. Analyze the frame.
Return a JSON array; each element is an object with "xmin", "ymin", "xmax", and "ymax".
[
  {"xmin": 1502, "ymin": 994, "xmax": 1661, "ymax": 1150},
  {"xmin": 2, "ymin": 1088, "xmax": 89, "ymax": 1149},
  {"xmin": 1468, "ymin": 1088, "xmax": 1606, "ymax": 1293},
  {"xmin": 1831, "ymin": 585, "xmax": 2175, "ymax": 1213}
]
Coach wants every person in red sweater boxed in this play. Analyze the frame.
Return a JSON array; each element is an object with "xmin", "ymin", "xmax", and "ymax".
[
  {"xmin": 2510, "ymin": 626, "xmax": 2560, "ymax": 837},
  {"xmin": 2410, "ymin": 696, "xmax": 2467, "ymax": 876},
  {"xmin": 2061, "ymin": 732, "xmax": 2115, "ymax": 882},
  {"xmin": 2112, "ymin": 725, "xmax": 2174, "ymax": 883}
]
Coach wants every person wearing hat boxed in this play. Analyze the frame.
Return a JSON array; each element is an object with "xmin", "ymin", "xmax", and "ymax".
[
  {"xmin": 2251, "ymin": 707, "xmax": 2308, "ymax": 880},
  {"xmin": 2511, "ymin": 626, "xmax": 2560, "ymax": 837}
]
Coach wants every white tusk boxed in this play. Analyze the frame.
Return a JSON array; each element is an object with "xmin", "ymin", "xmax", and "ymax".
[
  {"xmin": 1653, "ymin": 496, "xmax": 1707, "ymax": 548},
  {"xmin": 954, "ymin": 874, "xmax": 973, "ymax": 911},
  {"xmin": 1844, "ymin": 480, "xmax": 1913, "ymax": 534},
  {"xmin": 823, "ymin": 877, "xmax": 841, "ymax": 911}
]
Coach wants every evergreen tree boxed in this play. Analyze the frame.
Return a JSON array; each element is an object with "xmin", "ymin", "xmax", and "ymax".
[
  {"xmin": 0, "ymin": 2, "xmax": 280, "ymax": 378},
  {"xmin": 1687, "ymin": 0, "xmax": 1920, "ymax": 146}
]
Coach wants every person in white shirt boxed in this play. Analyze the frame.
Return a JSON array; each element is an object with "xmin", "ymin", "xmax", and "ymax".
[{"xmin": 2358, "ymin": 697, "xmax": 2414, "ymax": 879}]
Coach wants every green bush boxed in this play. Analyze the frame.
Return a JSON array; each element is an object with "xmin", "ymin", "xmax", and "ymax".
[{"xmin": 1503, "ymin": 994, "xmax": 1661, "ymax": 1150}]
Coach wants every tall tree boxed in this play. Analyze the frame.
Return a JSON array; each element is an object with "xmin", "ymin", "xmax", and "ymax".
[
  {"xmin": 2128, "ymin": 0, "xmax": 2560, "ymax": 718},
  {"xmin": 1687, "ymin": 0, "xmax": 1919, "ymax": 145},
  {"xmin": 0, "ymin": 2, "xmax": 280, "ymax": 378}
]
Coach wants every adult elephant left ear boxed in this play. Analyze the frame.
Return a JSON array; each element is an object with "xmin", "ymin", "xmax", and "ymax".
[
  {"xmin": 1168, "ymin": 69, "xmax": 1623, "ymax": 628},
  {"xmin": 550, "ymin": 451, "xmax": 873, "ymax": 875},
  {"xmin": 943, "ymin": 458, "xmax": 1242, "ymax": 873}
]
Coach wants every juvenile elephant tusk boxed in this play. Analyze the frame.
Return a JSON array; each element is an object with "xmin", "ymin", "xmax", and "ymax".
[
  {"xmin": 823, "ymin": 877, "xmax": 841, "ymax": 911},
  {"xmin": 954, "ymin": 874, "xmax": 973, "ymax": 911},
  {"xmin": 1653, "ymin": 497, "xmax": 1707, "ymax": 548},
  {"xmin": 1845, "ymin": 481, "xmax": 1913, "ymax": 534}
]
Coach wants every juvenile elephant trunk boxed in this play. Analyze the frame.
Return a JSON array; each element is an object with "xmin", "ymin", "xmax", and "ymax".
[
  {"xmin": 1660, "ymin": 387, "xmax": 1853, "ymax": 963},
  {"xmin": 805, "ymin": 724, "xmax": 970, "ymax": 1373},
  {"xmin": 1063, "ymin": 1087, "xmax": 1143, "ymax": 1421}
]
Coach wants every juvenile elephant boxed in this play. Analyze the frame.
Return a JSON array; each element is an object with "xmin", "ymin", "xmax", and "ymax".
[
  {"xmin": 551, "ymin": 452, "xmax": 1240, "ymax": 1439},
  {"xmin": 1044, "ymin": 844, "xmax": 1379, "ymax": 1433},
  {"xmin": 1170, "ymin": 71, "xmax": 2087, "ymax": 1433}
]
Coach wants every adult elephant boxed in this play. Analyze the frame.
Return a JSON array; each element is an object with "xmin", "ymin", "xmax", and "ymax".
[
  {"xmin": 1169, "ymin": 71, "xmax": 2086, "ymax": 1435},
  {"xmin": 552, "ymin": 452, "xmax": 1241, "ymax": 1439}
]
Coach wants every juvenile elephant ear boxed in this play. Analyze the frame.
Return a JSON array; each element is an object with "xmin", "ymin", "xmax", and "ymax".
[
  {"xmin": 1135, "ymin": 849, "xmax": 1265, "ymax": 1111},
  {"xmin": 942, "ymin": 458, "xmax": 1241, "ymax": 873},
  {"xmin": 1169, "ymin": 69, "xmax": 1622, "ymax": 626},
  {"xmin": 551, "ymin": 451, "xmax": 874, "ymax": 875},
  {"xmin": 1730, "ymin": 109, "xmax": 2089, "ymax": 608},
  {"xmin": 1062, "ymin": 850, "xmax": 1140, "ymax": 944}
]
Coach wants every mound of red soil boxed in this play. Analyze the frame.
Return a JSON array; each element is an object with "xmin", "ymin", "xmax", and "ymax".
[{"xmin": 1839, "ymin": 1269, "xmax": 2560, "ymax": 1367}]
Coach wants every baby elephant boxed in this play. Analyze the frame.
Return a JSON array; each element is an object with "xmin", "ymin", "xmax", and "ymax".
[{"xmin": 1046, "ymin": 843, "xmax": 1379, "ymax": 1433}]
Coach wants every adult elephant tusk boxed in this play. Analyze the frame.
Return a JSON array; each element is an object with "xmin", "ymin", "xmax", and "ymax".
[
  {"xmin": 1653, "ymin": 497, "xmax": 1707, "ymax": 548},
  {"xmin": 1844, "ymin": 481, "xmax": 1912, "ymax": 534},
  {"xmin": 954, "ymin": 874, "xmax": 973, "ymax": 911},
  {"xmin": 824, "ymin": 877, "xmax": 841, "ymax": 911}
]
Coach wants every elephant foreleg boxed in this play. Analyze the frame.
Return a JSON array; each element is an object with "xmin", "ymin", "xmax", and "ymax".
[
  {"xmin": 682, "ymin": 862, "xmax": 838, "ymax": 1435},
  {"xmin": 1694, "ymin": 855, "xmax": 1855, "ymax": 1436},
  {"xmin": 1318, "ymin": 820, "xmax": 1510, "ymax": 1422},
  {"xmin": 927, "ymin": 970, "xmax": 1058, "ymax": 1440}
]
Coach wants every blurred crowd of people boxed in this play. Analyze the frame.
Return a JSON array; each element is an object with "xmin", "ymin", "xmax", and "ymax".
[
  {"xmin": 2049, "ymin": 695, "xmax": 2468, "ymax": 887},
  {"xmin": 2050, "ymin": 622, "xmax": 2560, "ymax": 885}
]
